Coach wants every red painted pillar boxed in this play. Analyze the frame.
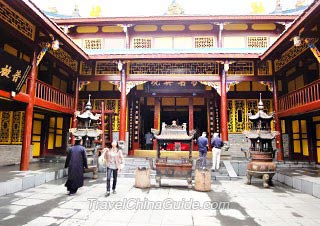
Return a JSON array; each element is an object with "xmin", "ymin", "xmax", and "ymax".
[
  {"xmin": 71, "ymin": 76, "xmax": 79, "ymax": 145},
  {"xmin": 273, "ymin": 76, "xmax": 284, "ymax": 161},
  {"xmin": 189, "ymin": 97, "xmax": 194, "ymax": 150},
  {"xmin": 153, "ymin": 97, "xmax": 160, "ymax": 150},
  {"xmin": 220, "ymin": 69, "xmax": 228, "ymax": 142},
  {"xmin": 20, "ymin": 50, "xmax": 37, "ymax": 171},
  {"xmin": 101, "ymin": 101, "xmax": 105, "ymax": 149},
  {"xmin": 119, "ymin": 68, "xmax": 127, "ymax": 141}
]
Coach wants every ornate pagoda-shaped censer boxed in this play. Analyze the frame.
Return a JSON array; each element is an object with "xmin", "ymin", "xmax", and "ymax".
[
  {"xmin": 243, "ymin": 94, "xmax": 279, "ymax": 188},
  {"xmin": 69, "ymin": 95, "xmax": 102, "ymax": 179}
]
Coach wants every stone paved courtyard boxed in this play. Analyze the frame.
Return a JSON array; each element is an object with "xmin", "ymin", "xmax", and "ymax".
[{"xmin": 1, "ymin": 175, "xmax": 320, "ymax": 226}]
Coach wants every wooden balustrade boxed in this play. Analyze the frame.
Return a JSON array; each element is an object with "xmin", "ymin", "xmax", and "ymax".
[
  {"xmin": 24, "ymin": 79, "xmax": 74, "ymax": 110},
  {"xmin": 278, "ymin": 79, "xmax": 320, "ymax": 112}
]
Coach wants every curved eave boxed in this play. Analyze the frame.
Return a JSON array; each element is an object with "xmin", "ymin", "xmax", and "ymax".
[
  {"xmin": 260, "ymin": 0, "xmax": 320, "ymax": 61},
  {"xmin": 19, "ymin": 0, "xmax": 89, "ymax": 61},
  {"xmin": 54, "ymin": 15, "xmax": 296, "ymax": 26},
  {"xmin": 89, "ymin": 53, "xmax": 260, "ymax": 60}
]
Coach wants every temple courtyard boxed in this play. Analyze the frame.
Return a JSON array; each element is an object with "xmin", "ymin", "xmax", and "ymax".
[{"xmin": 1, "ymin": 169, "xmax": 320, "ymax": 226}]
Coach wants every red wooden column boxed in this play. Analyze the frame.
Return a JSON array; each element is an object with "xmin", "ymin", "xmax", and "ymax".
[
  {"xmin": 20, "ymin": 50, "xmax": 37, "ymax": 171},
  {"xmin": 273, "ymin": 75, "xmax": 284, "ymax": 161},
  {"xmin": 189, "ymin": 97, "xmax": 194, "ymax": 150},
  {"xmin": 71, "ymin": 76, "xmax": 79, "ymax": 145},
  {"xmin": 101, "ymin": 101, "xmax": 105, "ymax": 149},
  {"xmin": 153, "ymin": 97, "xmax": 161, "ymax": 150},
  {"xmin": 119, "ymin": 67, "xmax": 127, "ymax": 141},
  {"xmin": 220, "ymin": 68, "xmax": 228, "ymax": 142}
]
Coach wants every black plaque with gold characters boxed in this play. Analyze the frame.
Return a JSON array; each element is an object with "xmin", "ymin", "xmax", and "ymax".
[{"xmin": 0, "ymin": 49, "xmax": 31, "ymax": 94}]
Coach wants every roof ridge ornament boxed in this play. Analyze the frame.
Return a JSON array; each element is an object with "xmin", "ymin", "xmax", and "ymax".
[{"xmin": 166, "ymin": 0, "xmax": 184, "ymax": 15}]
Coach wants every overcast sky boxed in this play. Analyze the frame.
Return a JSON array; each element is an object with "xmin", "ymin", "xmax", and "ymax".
[{"xmin": 31, "ymin": 0, "xmax": 313, "ymax": 17}]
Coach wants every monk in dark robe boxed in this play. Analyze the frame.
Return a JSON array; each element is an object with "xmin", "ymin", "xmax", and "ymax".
[{"xmin": 65, "ymin": 136, "xmax": 88, "ymax": 195}]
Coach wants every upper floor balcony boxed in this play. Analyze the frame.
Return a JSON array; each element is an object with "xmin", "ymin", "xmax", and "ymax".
[
  {"xmin": 278, "ymin": 79, "xmax": 320, "ymax": 117},
  {"xmin": 24, "ymin": 79, "xmax": 75, "ymax": 114}
]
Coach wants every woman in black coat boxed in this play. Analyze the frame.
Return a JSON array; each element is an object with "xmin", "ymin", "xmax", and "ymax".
[{"xmin": 65, "ymin": 136, "xmax": 88, "ymax": 195}]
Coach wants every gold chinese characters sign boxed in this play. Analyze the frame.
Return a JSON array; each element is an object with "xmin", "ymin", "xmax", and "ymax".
[{"xmin": 0, "ymin": 49, "xmax": 31, "ymax": 93}]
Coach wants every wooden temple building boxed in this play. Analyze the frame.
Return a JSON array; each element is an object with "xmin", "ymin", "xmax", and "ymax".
[{"xmin": 0, "ymin": 0, "xmax": 320, "ymax": 170}]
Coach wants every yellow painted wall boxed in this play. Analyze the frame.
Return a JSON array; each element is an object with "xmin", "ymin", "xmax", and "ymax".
[
  {"xmin": 224, "ymin": 24, "xmax": 248, "ymax": 30},
  {"xmin": 101, "ymin": 26, "xmax": 122, "ymax": 33},
  {"xmin": 251, "ymin": 24, "xmax": 276, "ymax": 30},
  {"xmin": 76, "ymin": 26, "xmax": 99, "ymax": 33},
  {"xmin": 154, "ymin": 37, "xmax": 173, "ymax": 49},
  {"xmin": 105, "ymin": 38, "xmax": 125, "ymax": 49},
  {"xmin": 4, "ymin": 44, "xmax": 18, "ymax": 56},
  {"xmin": 236, "ymin": 82, "xmax": 251, "ymax": 91},
  {"xmin": 252, "ymin": 82, "xmax": 266, "ymax": 91},
  {"xmin": 174, "ymin": 37, "xmax": 192, "ymax": 49},
  {"xmin": 189, "ymin": 24, "xmax": 213, "ymax": 31},
  {"xmin": 223, "ymin": 37, "xmax": 245, "ymax": 48},
  {"xmin": 100, "ymin": 81, "xmax": 114, "ymax": 91},
  {"xmin": 86, "ymin": 81, "xmax": 99, "ymax": 91},
  {"xmin": 162, "ymin": 97, "xmax": 175, "ymax": 106},
  {"xmin": 134, "ymin": 25, "xmax": 158, "ymax": 32},
  {"xmin": 161, "ymin": 25, "xmax": 185, "ymax": 31}
]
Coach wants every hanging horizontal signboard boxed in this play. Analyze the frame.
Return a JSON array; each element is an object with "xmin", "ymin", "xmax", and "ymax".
[{"xmin": 0, "ymin": 49, "xmax": 31, "ymax": 94}]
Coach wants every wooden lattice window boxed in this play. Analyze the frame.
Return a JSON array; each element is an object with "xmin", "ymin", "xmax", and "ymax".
[
  {"xmin": 83, "ymin": 38, "xmax": 103, "ymax": 49},
  {"xmin": 133, "ymin": 38, "xmax": 152, "ymax": 49},
  {"xmin": 247, "ymin": 36, "xmax": 268, "ymax": 48},
  {"xmin": 194, "ymin": 37, "xmax": 214, "ymax": 48}
]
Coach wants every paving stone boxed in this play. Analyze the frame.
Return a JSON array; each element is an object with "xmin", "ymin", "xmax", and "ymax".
[
  {"xmin": 301, "ymin": 180, "xmax": 313, "ymax": 196},
  {"xmin": 6, "ymin": 179, "xmax": 22, "ymax": 194},
  {"xmin": 45, "ymin": 171, "xmax": 55, "ymax": 182},
  {"xmin": 292, "ymin": 177, "xmax": 302, "ymax": 191},
  {"xmin": 34, "ymin": 173, "xmax": 46, "ymax": 186},
  {"xmin": 313, "ymin": 183, "xmax": 320, "ymax": 198},
  {"xmin": 22, "ymin": 175, "xmax": 35, "ymax": 190},
  {"xmin": 284, "ymin": 175, "xmax": 293, "ymax": 187}
]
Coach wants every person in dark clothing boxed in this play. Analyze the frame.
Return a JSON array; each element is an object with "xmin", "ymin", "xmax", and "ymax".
[
  {"xmin": 197, "ymin": 132, "xmax": 208, "ymax": 167},
  {"xmin": 211, "ymin": 133, "xmax": 223, "ymax": 171},
  {"xmin": 65, "ymin": 136, "xmax": 88, "ymax": 195},
  {"xmin": 145, "ymin": 132, "xmax": 153, "ymax": 150}
]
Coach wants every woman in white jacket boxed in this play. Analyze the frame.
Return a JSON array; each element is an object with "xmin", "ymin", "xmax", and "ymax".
[{"xmin": 104, "ymin": 140, "xmax": 124, "ymax": 197}]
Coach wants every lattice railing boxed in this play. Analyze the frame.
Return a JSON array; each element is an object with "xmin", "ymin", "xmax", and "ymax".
[
  {"xmin": 278, "ymin": 79, "xmax": 320, "ymax": 112},
  {"xmin": 29, "ymin": 80, "xmax": 74, "ymax": 110}
]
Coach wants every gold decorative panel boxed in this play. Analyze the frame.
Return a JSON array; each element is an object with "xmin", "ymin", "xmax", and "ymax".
[
  {"xmin": 0, "ymin": 0, "xmax": 35, "ymax": 40},
  {"xmin": 251, "ymin": 24, "xmax": 276, "ymax": 30},
  {"xmin": 227, "ymin": 101, "xmax": 234, "ymax": 132},
  {"xmin": 83, "ymin": 38, "xmax": 103, "ymax": 49},
  {"xmin": 134, "ymin": 25, "xmax": 158, "ymax": 32},
  {"xmin": 274, "ymin": 38, "xmax": 317, "ymax": 72},
  {"xmin": 228, "ymin": 61, "xmax": 254, "ymax": 76},
  {"xmin": 46, "ymin": 46, "xmax": 78, "ymax": 72},
  {"xmin": 80, "ymin": 61, "xmax": 92, "ymax": 76},
  {"xmin": 194, "ymin": 37, "xmax": 214, "ymax": 48},
  {"xmin": 11, "ymin": 111, "xmax": 24, "ymax": 144},
  {"xmin": 258, "ymin": 60, "xmax": 272, "ymax": 75},
  {"xmin": 0, "ymin": 111, "xmax": 12, "ymax": 144},
  {"xmin": 227, "ymin": 99, "xmax": 273, "ymax": 133},
  {"xmin": 95, "ymin": 61, "xmax": 118, "ymax": 75},
  {"xmin": 76, "ymin": 26, "xmax": 99, "ymax": 33},
  {"xmin": 129, "ymin": 61, "xmax": 219, "ymax": 75},
  {"xmin": 133, "ymin": 38, "xmax": 152, "ymax": 49},
  {"xmin": 247, "ymin": 36, "xmax": 268, "ymax": 48},
  {"xmin": 106, "ymin": 99, "xmax": 120, "ymax": 131},
  {"xmin": 235, "ymin": 100, "xmax": 246, "ymax": 132},
  {"xmin": 189, "ymin": 24, "xmax": 213, "ymax": 31}
]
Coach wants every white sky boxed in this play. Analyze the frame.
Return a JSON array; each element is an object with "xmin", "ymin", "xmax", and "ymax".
[{"xmin": 31, "ymin": 0, "xmax": 313, "ymax": 17}]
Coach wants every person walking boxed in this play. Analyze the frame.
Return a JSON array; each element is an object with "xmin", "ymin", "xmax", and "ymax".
[
  {"xmin": 104, "ymin": 140, "xmax": 124, "ymax": 197},
  {"xmin": 65, "ymin": 136, "xmax": 88, "ymax": 195},
  {"xmin": 197, "ymin": 132, "xmax": 208, "ymax": 168},
  {"xmin": 211, "ymin": 133, "xmax": 223, "ymax": 171},
  {"xmin": 145, "ymin": 131, "xmax": 153, "ymax": 150}
]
